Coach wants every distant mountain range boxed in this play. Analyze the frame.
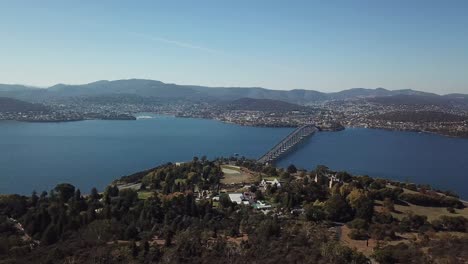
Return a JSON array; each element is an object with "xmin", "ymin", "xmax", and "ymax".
[{"xmin": 0, "ymin": 79, "xmax": 467, "ymax": 107}]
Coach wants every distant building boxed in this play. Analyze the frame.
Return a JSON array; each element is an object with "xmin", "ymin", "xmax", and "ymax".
[
  {"xmin": 328, "ymin": 174, "xmax": 340, "ymax": 188},
  {"xmin": 314, "ymin": 173, "xmax": 340, "ymax": 188},
  {"xmin": 253, "ymin": 200, "xmax": 272, "ymax": 210},
  {"xmin": 228, "ymin": 193, "xmax": 244, "ymax": 204},
  {"xmin": 259, "ymin": 178, "xmax": 282, "ymax": 191}
]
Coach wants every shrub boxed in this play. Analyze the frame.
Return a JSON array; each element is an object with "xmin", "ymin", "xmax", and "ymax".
[
  {"xmin": 399, "ymin": 193, "xmax": 463, "ymax": 209},
  {"xmin": 431, "ymin": 216, "xmax": 467, "ymax": 232},
  {"xmin": 347, "ymin": 218, "xmax": 368, "ymax": 230},
  {"xmin": 446, "ymin": 207, "xmax": 456, "ymax": 214},
  {"xmin": 348, "ymin": 229, "xmax": 368, "ymax": 240}
]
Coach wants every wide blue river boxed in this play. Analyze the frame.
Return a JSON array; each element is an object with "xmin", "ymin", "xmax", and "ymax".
[{"xmin": 1, "ymin": 115, "xmax": 467, "ymax": 198}]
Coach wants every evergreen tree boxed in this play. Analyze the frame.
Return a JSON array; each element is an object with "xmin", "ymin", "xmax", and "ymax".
[
  {"xmin": 90, "ymin": 187, "xmax": 100, "ymax": 201},
  {"xmin": 41, "ymin": 224, "xmax": 58, "ymax": 245}
]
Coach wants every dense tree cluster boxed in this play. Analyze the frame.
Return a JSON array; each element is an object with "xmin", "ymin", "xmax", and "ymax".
[
  {"xmin": 0, "ymin": 158, "xmax": 372, "ymax": 263},
  {"xmin": 373, "ymin": 235, "xmax": 468, "ymax": 264},
  {"xmin": 0, "ymin": 158, "xmax": 466, "ymax": 263},
  {"xmin": 399, "ymin": 193, "xmax": 464, "ymax": 209}
]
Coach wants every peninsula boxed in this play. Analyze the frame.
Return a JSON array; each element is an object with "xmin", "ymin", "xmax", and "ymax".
[{"xmin": 0, "ymin": 157, "xmax": 466, "ymax": 263}]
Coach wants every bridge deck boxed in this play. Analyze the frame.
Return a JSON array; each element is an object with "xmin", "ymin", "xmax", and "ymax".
[{"xmin": 258, "ymin": 124, "xmax": 317, "ymax": 164}]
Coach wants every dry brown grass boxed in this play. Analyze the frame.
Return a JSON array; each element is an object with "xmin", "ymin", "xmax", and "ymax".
[
  {"xmin": 339, "ymin": 225, "xmax": 376, "ymax": 257},
  {"xmin": 374, "ymin": 200, "xmax": 468, "ymax": 222},
  {"xmin": 220, "ymin": 165, "xmax": 256, "ymax": 184}
]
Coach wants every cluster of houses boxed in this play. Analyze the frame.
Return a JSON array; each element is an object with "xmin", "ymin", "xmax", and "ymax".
[
  {"xmin": 259, "ymin": 178, "xmax": 281, "ymax": 190},
  {"xmin": 215, "ymin": 178, "xmax": 284, "ymax": 211},
  {"xmin": 227, "ymin": 192, "xmax": 272, "ymax": 210},
  {"xmin": 193, "ymin": 167, "xmax": 343, "ymax": 214},
  {"xmin": 314, "ymin": 173, "xmax": 341, "ymax": 188},
  {"xmin": 221, "ymin": 173, "xmax": 341, "ymax": 212}
]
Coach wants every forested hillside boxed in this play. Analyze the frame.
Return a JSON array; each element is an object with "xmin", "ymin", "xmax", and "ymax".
[
  {"xmin": 0, "ymin": 158, "xmax": 467, "ymax": 263},
  {"xmin": 0, "ymin": 97, "xmax": 48, "ymax": 113}
]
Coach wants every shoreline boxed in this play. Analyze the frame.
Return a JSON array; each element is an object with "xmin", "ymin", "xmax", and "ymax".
[
  {"xmin": 0, "ymin": 116, "xmax": 137, "ymax": 123},
  {"xmin": 2, "ymin": 113, "xmax": 466, "ymax": 139}
]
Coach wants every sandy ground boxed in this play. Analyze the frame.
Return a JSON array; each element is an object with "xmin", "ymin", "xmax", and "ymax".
[{"xmin": 221, "ymin": 165, "xmax": 255, "ymax": 184}]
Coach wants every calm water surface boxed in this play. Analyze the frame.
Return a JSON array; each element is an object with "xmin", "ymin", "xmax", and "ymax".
[
  {"xmin": 277, "ymin": 128, "xmax": 468, "ymax": 198},
  {"xmin": 1, "ymin": 115, "xmax": 467, "ymax": 198},
  {"xmin": 0, "ymin": 116, "xmax": 292, "ymax": 195}
]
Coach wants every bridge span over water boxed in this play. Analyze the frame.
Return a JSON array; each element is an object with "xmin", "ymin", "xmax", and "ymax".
[{"xmin": 258, "ymin": 124, "xmax": 317, "ymax": 164}]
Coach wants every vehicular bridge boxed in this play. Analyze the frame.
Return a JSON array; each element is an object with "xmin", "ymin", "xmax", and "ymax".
[{"xmin": 258, "ymin": 124, "xmax": 317, "ymax": 164}]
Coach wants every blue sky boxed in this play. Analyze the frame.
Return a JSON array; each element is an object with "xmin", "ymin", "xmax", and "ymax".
[{"xmin": 0, "ymin": 0, "xmax": 467, "ymax": 94}]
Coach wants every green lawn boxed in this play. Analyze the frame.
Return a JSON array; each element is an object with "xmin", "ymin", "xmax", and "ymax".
[{"xmin": 138, "ymin": 191, "xmax": 154, "ymax": 200}]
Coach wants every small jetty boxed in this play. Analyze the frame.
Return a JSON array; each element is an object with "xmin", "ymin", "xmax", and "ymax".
[{"xmin": 258, "ymin": 124, "xmax": 317, "ymax": 164}]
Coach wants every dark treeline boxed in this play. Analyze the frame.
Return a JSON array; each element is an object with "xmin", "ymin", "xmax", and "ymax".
[{"xmin": 0, "ymin": 158, "xmax": 366, "ymax": 263}]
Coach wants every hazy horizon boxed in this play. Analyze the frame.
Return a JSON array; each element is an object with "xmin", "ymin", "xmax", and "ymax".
[{"xmin": 1, "ymin": 1, "xmax": 468, "ymax": 94}]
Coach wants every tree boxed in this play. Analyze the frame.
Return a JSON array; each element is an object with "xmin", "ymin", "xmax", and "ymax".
[
  {"xmin": 90, "ymin": 187, "xmax": 100, "ymax": 201},
  {"xmin": 256, "ymin": 218, "xmax": 280, "ymax": 241},
  {"xmin": 383, "ymin": 198, "xmax": 395, "ymax": 212},
  {"xmin": 315, "ymin": 165, "xmax": 329, "ymax": 176},
  {"xmin": 125, "ymin": 224, "xmax": 138, "ymax": 240},
  {"xmin": 131, "ymin": 241, "xmax": 139, "ymax": 258},
  {"xmin": 40, "ymin": 191, "xmax": 48, "ymax": 201},
  {"xmin": 120, "ymin": 189, "xmax": 138, "ymax": 208},
  {"xmin": 31, "ymin": 190, "xmax": 39, "ymax": 207},
  {"xmin": 303, "ymin": 175, "xmax": 309, "ymax": 185},
  {"xmin": 165, "ymin": 229, "xmax": 174, "ymax": 247},
  {"xmin": 321, "ymin": 241, "xmax": 368, "ymax": 263},
  {"xmin": 287, "ymin": 164, "xmax": 297, "ymax": 174},
  {"xmin": 74, "ymin": 189, "xmax": 82, "ymax": 201},
  {"xmin": 400, "ymin": 214, "xmax": 428, "ymax": 232},
  {"xmin": 347, "ymin": 189, "xmax": 374, "ymax": 221},
  {"xmin": 324, "ymin": 194, "xmax": 353, "ymax": 222},
  {"xmin": 54, "ymin": 183, "xmax": 76, "ymax": 202},
  {"xmin": 41, "ymin": 224, "xmax": 58, "ymax": 245},
  {"xmin": 347, "ymin": 189, "xmax": 366, "ymax": 209},
  {"xmin": 219, "ymin": 193, "xmax": 232, "ymax": 208},
  {"xmin": 305, "ymin": 203, "xmax": 326, "ymax": 221},
  {"xmin": 432, "ymin": 216, "xmax": 467, "ymax": 232},
  {"xmin": 336, "ymin": 171, "xmax": 352, "ymax": 182},
  {"xmin": 280, "ymin": 172, "xmax": 292, "ymax": 181},
  {"xmin": 105, "ymin": 185, "xmax": 119, "ymax": 197},
  {"xmin": 143, "ymin": 240, "xmax": 150, "ymax": 255}
]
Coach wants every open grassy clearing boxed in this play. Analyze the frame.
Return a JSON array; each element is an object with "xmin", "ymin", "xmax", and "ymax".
[
  {"xmin": 339, "ymin": 225, "xmax": 377, "ymax": 257},
  {"xmin": 220, "ymin": 165, "xmax": 256, "ymax": 185},
  {"xmin": 137, "ymin": 191, "xmax": 154, "ymax": 200},
  {"xmin": 221, "ymin": 168, "xmax": 241, "ymax": 174},
  {"xmin": 220, "ymin": 164, "xmax": 241, "ymax": 172},
  {"xmin": 375, "ymin": 200, "xmax": 468, "ymax": 222},
  {"xmin": 340, "ymin": 225, "xmax": 468, "ymax": 258}
]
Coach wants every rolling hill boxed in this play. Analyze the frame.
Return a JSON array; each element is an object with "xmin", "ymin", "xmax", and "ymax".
[
  {"xmin": 223, "ymin": 97, "xmax": 308, "ymax": 112},
  {"xmin": 367, "ymin": 94, "xmax": 468, "ymax": 109},
  {"xmin": 0, "ymin": 79, "xmax": 466, "ymax": 106},
  {"xmin": 0, "ymin": 97, "xmax": 49, "ymax": 112}
]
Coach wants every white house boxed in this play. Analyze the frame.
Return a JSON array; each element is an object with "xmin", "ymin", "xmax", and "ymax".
[
  {"xmin": 259, "ymin": 178, "xmax": 282, "ymax": 190},
  {"xmin": 228, "ymin": 193, "xmax": 244, "ymax": 204},
  {"xmin": 254, "ymin": 200, "xmax": 272, "ymax": 210}
]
